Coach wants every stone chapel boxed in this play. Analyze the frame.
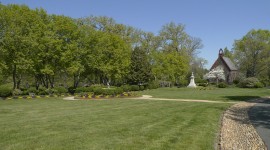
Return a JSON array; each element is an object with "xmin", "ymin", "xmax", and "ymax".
[{"xmin": 210, "ymin": 49, "xmax": 238, "ymax": 84}]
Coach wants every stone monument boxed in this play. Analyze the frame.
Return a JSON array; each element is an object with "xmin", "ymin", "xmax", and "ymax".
[{"xmin": 187, "ymin": 72, "xmax": 197, "ymax": 88}]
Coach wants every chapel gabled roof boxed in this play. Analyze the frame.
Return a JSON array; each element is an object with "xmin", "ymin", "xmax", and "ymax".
[
  {"xmin": 210, "ymin": 49, "xmax": 238, "ymax": 71},
  {"xmin": 221, "ymin": 56, "xmax": 237, "ymax": 71}
]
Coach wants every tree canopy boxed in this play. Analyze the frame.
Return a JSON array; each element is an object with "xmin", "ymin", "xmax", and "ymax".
[
  {"xmin": 0, "ymin": 4, "xmax": 204, "ymax": 90},
  {"xmin": 233, "ymin": 29, "xmax": 270, "ymax": 85}
]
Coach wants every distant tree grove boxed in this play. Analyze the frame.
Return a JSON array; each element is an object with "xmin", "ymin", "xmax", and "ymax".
[{"xmin": 0, "ymin": 4, "xmax": 206, "ymax": 90}]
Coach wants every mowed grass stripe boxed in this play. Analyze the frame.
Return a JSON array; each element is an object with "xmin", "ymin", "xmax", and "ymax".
[
  {"xmin": 142, "ymin": 87, "xmax": 270, "ymax": 101},
  {"xmin": 0, "ymin": 98, "xmax": 230, "ymax": 150}
]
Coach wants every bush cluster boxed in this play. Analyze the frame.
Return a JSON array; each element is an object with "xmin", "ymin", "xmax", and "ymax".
[
  {"xmin": 0, "ymin": 82, "xmax": 161, "ymax": 98},
  {"xmin": 238, "ymin": 77, "xmax": 264, "ymax": 88}
]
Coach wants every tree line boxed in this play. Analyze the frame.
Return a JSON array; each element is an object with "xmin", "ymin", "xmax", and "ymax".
[{"xmin": 0, "ymin": 4, "xmax": 205, "ymax": 90}]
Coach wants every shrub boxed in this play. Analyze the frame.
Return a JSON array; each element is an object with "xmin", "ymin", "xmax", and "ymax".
[
  {"xmin": 233, "ymin": 79, "xmax": 240, "ymax": 85},
  {"xmin": 121, "ymin": 85, "xmax": 131, "ymax": 92},
  {"xmin": 115, "ymin": 87, "xmax": 123, "ymax": 94},
  {"xmin": 254, "ymin": 82, "xmax": 264, "ymax": 88},
  {"xmin": 12, "ymin": 89, "xmax": 23, "ymax": 96},
  {"xmin": 27, "ymin": 87, "xmax": 38, "ymax": 94},
  {"xmin": 178, "ymin": 80, "xmax": 189, "ymax": 87},
  {"xmin": 75, "ymin": 86, "xmax": 94, "ymax": 93},
  {"xmin": 45, "ymin": 88, "xmax": 55, "ymax": 95},
  {"xmin": 93, "ymin": 87, "xmax": 103, "ymax": 95},
  {"xmin": 218, "ymin": 82, "xmax": 227, "ymax": 88},
  {"xmin": 54, "ymin": 87, "xmax": 68, "ymax": 94},
  {"xmin": 196, "ymin": 79, "xmax": 208, "ymax": 87},
  {"xmin": 130, "ymin": 85, "xmax": 140, "ymax": 91},
  {"xmin": 0, "ymin": 86, "xmax": 12, "ymax": 97},
  {"xmin": 139, "ymin": 85, "xmax": 144, "ymax": 91},
  {"xmin": 93, "ymin": 87, "xmax": 124, "ymax": 96},
  {"xmin": 75, "ymin": 87, "xmax": 86, "ymax": 93},
  {"xmin": 103, "ymin": 89, "xmax": 115, "ymax": 95},
  {"xmin": 68, "ymin": 86, "xmax": 76, "ymax": 94},
  {"xmin": 38, "ymin": 87, "xmax": 47, "ymax": 95},
  {"xmin": 197, "ymin": 83, "xmax": 208, "ymax": 87},
  {"xmin": 238, "ymin": 77, "xmax": 263, "ymax": 88},
  {"xmin": 146, "ymin": 81, "xmax": 159, "ymax": 89}
]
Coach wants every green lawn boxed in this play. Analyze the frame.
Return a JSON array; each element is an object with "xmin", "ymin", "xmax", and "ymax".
[
  {"xmin": 142, "ymin": 87, "xmax": 270, "ymax": 101},
  {"xmin": 0, "ymin": 98, "xmax": 230, "ymax": 150}
]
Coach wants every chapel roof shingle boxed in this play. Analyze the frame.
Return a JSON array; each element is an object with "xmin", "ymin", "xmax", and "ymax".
[{"xmin": 222, "ymin": 56, "xmax": 238, "ymax": 71}]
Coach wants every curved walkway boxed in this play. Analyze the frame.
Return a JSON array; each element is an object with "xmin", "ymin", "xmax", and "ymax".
[
  {"xmin": 63, "ymin": 95, "xmax": 237, "ymax": 103},
  {"xmin": 132, "ymin": 95, "xmax": 237, "ymax": 103}
]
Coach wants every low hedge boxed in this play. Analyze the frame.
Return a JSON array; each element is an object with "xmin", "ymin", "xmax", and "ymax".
[
  {"xmin": 130, "ymin": 85, "xmax": 140, "ymax": 91},
  {"xmin": 93, "ymin": 87, "xmax": 123, "ymax": 95},
  {"xmin": 75, "ymin": 86, "xmax": 94, "ymax": 93}
]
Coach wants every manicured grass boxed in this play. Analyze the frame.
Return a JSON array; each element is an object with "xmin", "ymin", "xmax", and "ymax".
[
  {"xmin": 142, "ymin": 87, "xmax": 270, "ymax": 101},
  {"xmin": 0, "ymin": 98, "xmax": 230, "ymax": 150}
]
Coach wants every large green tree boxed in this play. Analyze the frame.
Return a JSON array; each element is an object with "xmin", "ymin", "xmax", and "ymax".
[
  {"xmin": 158, "ymin": 22, "xmax": 203, "ymax": 58},
  {"xmin": 128, "ymin": 46, "xmax": 152, "ymax": 85},
  {"xmin": 0, "ymin": 4, "xmax": 42, "ymax": 89},
  {"xmin": 233, "ymin": 29, "xmax": 270, "ymax": 84},
  {"xmin": 152, "ymin": 51, "xmax": 189, "ymax": 84}
]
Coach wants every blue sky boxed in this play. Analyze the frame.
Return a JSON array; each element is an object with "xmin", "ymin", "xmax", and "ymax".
[{"xmin": 1, "ymin": 0, "xmax": 270, "ymax": 69}]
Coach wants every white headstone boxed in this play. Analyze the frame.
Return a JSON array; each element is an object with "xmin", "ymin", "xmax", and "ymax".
[{"xmin": 187, "ymin": 72, "xmax": 197, "ymax": 88}]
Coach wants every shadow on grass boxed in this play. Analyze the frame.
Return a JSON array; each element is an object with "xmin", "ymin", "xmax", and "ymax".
[{"xmin": 223, "ymin": 96, "xmax": 261, "ymax": 102}]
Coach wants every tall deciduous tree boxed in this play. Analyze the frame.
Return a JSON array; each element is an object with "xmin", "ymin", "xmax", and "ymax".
[
  {"xmin": 0, "ymin": 4, "xmax": 41, "ymax": 89},
  {"xmin": 152, "ymin": 51, "xmax": 189, "ymax": 84},
  {"xmin": 158, "ymin": 22, "xmax": 203, "ymax": 58},
  {"xmin": 233, "ymin": 29, "xmax": 270, "ymax": 83},
  {"xmin": 91, "ymin": 32, "xmax": 131, "ymax": 86}
]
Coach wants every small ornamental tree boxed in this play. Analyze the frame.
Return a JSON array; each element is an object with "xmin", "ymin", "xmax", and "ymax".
[{"xmin": 203, "ymin": 66, "xmax": 225, "ymax": 85}]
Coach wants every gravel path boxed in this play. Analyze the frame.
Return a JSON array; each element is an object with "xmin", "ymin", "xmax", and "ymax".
[
  {"xmin": 134, "ymin": 95, "xmax": 237, "ymax": 103},
  {"xmin": 219, "ymin": 102, "xmax": 267, "ymax": 150}
]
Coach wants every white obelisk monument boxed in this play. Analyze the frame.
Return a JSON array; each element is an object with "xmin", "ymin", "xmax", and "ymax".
[{"xmin": 187, "ymin": 72, "xmax": 197, "ymax": 88}]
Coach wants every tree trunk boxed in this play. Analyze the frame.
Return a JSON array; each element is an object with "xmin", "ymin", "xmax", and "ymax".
[
  {"xmin": 73, "ymin": 73, "xmax": 80, "ymax": 88},
  {"xmin": 16, "ymin": 74, "xmax": 22, "ymax": 89},
  {"xmin": 12, "ymin": 64, "xmax": 17, "ymax": 89},
  {"xmin": 35, "ymin": 75, "xmax": 40, "ymax": 90},
  {"xmin": 48, "ymin": 76, "xmax": 54, "ymax": 88}
]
